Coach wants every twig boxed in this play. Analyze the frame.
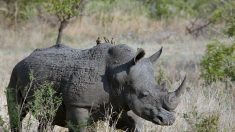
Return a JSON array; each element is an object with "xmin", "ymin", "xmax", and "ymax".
[{"xmin": 186, "ymin": 19, "xmax": 212, "ymax": 37}]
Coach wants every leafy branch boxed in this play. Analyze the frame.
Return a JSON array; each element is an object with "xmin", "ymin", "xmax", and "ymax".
[{"xmin": 46, "ymin": 0, "xmax": 84, "ymax": 45}]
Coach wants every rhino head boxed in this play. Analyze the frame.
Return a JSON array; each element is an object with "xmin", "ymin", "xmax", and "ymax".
[{"xmin": 110, "ymin": 47, "xmax": 186, "ymax": 125}]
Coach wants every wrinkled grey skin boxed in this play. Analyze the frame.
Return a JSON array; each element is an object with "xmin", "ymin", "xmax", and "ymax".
[{"xmin": 7, "ymin": 43, "xmax": 186, "ymax": 132}]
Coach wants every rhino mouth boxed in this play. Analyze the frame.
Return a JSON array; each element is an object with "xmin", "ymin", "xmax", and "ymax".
[
  {"xmin": 151, "ymin": 110, "xmax": 176, "ymax": 125},
  {"xmin": 139, "ymin": 111, "xmax": 175, "ymax": 125},
  {"xmin": 152, "ymin": 116, "xmax": 174, "ymax": 125},
  {"xmin": 152, "ymin": 116, "xmax": 162, "ymax": 125}
]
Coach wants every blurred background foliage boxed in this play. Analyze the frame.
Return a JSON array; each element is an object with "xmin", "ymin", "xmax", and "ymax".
[
  {"xmin": 0, "ymin": 0, "xmax": 234, "ymax": 37},
  {"xmin": 0, "ymin": 0, "xmax": 234, "ymax": 85}
]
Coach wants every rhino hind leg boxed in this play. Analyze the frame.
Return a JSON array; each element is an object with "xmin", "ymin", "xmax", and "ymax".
[
  {"xmin": 66, "ymin": 107, "xmax": 89, "ymax": 132},
  {"xmin": 17, "ymin": 87, "xmax": 31, "ymax": 132},
  {"xmin": 7, "ymin": 74, "xmax": 28, "ymax": 132}
]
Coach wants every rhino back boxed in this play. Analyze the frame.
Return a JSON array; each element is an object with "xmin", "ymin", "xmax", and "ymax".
[{"xmin": 15, "ymin": 44, "xmax": 112, "ymax": 108}]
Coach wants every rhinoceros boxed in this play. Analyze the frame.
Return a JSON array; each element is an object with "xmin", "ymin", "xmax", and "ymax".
[{"xmin": 7, "ymin": 43, "xmax": 186, "ymax": 132}]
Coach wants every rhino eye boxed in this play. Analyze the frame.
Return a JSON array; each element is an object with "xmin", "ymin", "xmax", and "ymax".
[{"xmin": 139, "ymin": 91, "xmax": 149, "ymax": 98}]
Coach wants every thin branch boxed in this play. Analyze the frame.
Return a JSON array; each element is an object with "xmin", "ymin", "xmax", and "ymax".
[
  {"xmin": 55, "ymin": 0, "xmax": 84, "ymax": 45},
  {"xmin": 186, "ymin": 20, "xmax": 213, "ymax": 37},
  {"xmin": 56, "ymin": 19, "xmax": 68, "ymax": 45}
]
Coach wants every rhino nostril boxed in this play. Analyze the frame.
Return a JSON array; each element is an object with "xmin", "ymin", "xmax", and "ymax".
[{"xmin": 157, "ymin": 116, "xmax": 163, "ymax": 123}]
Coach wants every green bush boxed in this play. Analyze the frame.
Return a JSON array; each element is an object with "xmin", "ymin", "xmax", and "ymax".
[
  {"xmin": 0, "ymin": 116, "xmax": 8, "ymax": 132},
  {"xmin": 225, "ymin": 15, "xmax": 235, "ymax": 37},
  {"xmin": 143, "ymin": 0, "xmax": 234, "ymax": 20},
  {"xmin": 183, "ymin": 107, "xmax": 219, "ymax": 132},
  {"xmin": 0, "ymin": 116, "xmax": 4, "ymax": 127},
  {"xmin": 6, "ymin": 88, "xmax": 20, "ymax": 130},
  {"xmin": 46, "ymin": 0, "xmax": 83, "ymax": 44},
  {"xmin": 200, "ymin": 41, "xmax": 235, "ymax": 84},
  {"xmin": 195, "ymin": 114, "xmax": 219, "ymax": 132},
  {"xmin": 46, "ymin": 0, "xmax": 81, "ymax": 21},
  {"xmin": 28, "ymin": 83, "xmax": 62, "ymax": 131}
]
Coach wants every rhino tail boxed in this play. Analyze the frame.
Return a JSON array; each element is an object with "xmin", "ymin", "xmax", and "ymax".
[{"xmin": 7, "ymin": 67, "xmax": 21, "ymax": 131}]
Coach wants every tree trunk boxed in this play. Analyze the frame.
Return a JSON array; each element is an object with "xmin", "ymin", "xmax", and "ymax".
[{"xmin": 56, "ymin": 20, "xmax": 68, "ymax": 45}]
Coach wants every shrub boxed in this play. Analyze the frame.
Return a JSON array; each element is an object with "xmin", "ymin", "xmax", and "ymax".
[
  {"xmin": 45, "ymin": 0, "xmax": 83, "ymax": 44},
  {"xmin": 0, "ymin": 116, "xmax": 8, "ymax": 132},
  {"xmin": 46, "ymin": 0, "xmax": 81, "ymax": 21},
  {"xmin": 225, "ymin": 15, "xmax": 235, "ymax": 37},
  {"xmin": 200, "ymin": 41, "xmax": 235, "ymax": 84},
  {"xmin": 28, "ymin": 82, "xmax": 62, "ymax": 131},
  {"xmin": 183, "ymin": 107, "xmax": 219, "ymax": 132},
  {"xmin": 6, "ymin": 88, "xmax": 20, "ymax": 130},
  {"xmin": 0, "ymin": 116, "xmax": 4, "ymax": 127},
  {"xmin": 195, "ymin": 114, "xmax": 219, "ymax": 132},
  {"xmin": 143, "ymin": 0, "xmax": 234, "ymax": 20}
]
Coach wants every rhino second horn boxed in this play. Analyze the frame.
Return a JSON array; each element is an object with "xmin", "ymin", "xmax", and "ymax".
[
  {"xmin": 149, "ymin": 47, "xmax": 163, "ymax": 64},
  {"xmin": 174, "ymin": 75, "xmax": 187, "ymax": 97},
  {"xmin": 164, "ymin": 75, "xmax": 186, "ymax": 110}
]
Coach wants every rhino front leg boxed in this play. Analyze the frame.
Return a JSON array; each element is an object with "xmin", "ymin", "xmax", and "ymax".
[
  {"xmin": 115, "ymin": 110, "xmax": 143, "ymax": 132},
  {"xmin": 66, "ymin": 107, "xmax": 89, "ymax": 132},
  {"xmin": 126, "ymin": 110, "xmax": 144, "ymax": 132}
]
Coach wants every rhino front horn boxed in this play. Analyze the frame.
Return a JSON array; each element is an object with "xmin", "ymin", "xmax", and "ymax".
[{"xmin": 163, "ymin": 75, "xmax": 187, "ymax": 110}]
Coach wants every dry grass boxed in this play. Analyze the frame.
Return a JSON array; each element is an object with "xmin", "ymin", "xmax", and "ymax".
[{"xmin": 0, "ymin": 5, "xmax": 235, "ymax": 131}]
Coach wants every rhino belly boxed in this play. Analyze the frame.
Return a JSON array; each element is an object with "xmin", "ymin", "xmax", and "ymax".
[
  {"xmin": 62, "ymin": 79, "xmax": 110, "ymax": 109},
  {"xmin": 61, "ymin": 65, "xmax": 110, "ymax": 109}
]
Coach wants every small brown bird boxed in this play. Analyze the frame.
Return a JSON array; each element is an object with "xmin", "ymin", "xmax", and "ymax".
[
  {"xmin": 96, "ymin": 37, "xmax": 101, "ymax": 45},
  {"xmin": 103, "ymin": 37, "xmax": 109, "ymax": 43},
  {"xmin": 111, "ymin": 38, "xmax": 115, "ymax": 45}
]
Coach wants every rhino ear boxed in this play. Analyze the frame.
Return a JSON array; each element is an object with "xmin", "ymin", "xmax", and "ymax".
[
  {"xmin": 149, "ymin": 47, "xmax": 163, "ymax": 64},
  {"xmin": 133, "ymin": 48, "xmax": 145, "ymax": 64}
]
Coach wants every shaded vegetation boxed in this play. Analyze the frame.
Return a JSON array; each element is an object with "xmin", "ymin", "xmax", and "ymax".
[{"xmin": 6, "ymin": 88, "xmax": 20, "ymax": 130}]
